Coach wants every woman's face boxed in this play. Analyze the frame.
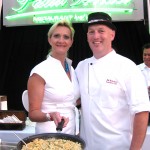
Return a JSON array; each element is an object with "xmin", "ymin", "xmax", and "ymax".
[{"xmin": 48, "ymin": 26, "xmax": 73, "ymax": 55}]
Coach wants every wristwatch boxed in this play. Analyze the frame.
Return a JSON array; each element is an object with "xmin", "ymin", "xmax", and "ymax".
[{"xmin": 46, "ymin": 113, "xmax": 51, "ymax": 121}]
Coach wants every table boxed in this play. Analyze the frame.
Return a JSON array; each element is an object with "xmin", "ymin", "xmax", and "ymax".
[
  {"xmin": 0, "ymin": 118, "xmax": 35, "ymax": 145},
  {"xmin": 0, "ymin": 124, "xmax": 149, "ymax": 149},
  {"xmin": 0, "ymin": 125, "xmax": 35, "ymax": 143}
]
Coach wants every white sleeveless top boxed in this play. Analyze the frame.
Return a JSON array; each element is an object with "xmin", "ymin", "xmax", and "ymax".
[{"xmin": 23, "ymin": 56, "xmax": 80, "ymax": 134}]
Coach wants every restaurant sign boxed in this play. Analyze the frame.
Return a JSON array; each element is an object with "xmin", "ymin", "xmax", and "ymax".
[{"xmin": 3, "ymin": 0, "xmax": 144, "ymax": 27}]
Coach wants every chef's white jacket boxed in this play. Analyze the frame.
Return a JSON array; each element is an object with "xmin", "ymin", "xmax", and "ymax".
[
  {"xmin": 75, "ymin": 50, "xmax": 150, "ymax": 150},
  {"xmin": 138, "ymin": 63, "xmax": 150, "ymax": 86}
]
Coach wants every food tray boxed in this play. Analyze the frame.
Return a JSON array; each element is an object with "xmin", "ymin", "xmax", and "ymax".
[{"xmin": 0, "ymin": 110, "xmax": 26, "ymax": 130}]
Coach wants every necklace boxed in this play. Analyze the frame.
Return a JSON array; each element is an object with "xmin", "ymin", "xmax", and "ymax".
[{"xmin": 65, "ymin": 60, "xmax": 69, "ymax": 73}]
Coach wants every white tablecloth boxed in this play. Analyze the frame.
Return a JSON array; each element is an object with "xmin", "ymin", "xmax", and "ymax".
[
  {"xmin": 0, "ymin": 123, "xmax": 149, "ymax": 149},
  {"xmin": 0, "ymin": 118, "xmax": 35, "ymax": 144},
  {"xmin": 0, "ymin": 125, "xmax": 35, "ymax": 143}
]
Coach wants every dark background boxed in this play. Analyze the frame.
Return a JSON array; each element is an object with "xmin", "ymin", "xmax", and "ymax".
[{"xmin": 0, "ymin": 1, "xmax": 150, "ymax": 111}]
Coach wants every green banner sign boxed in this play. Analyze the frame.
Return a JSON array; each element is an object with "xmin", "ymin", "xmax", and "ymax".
[{"xmin": 3, "ymin": 0, "xmax": 144, "ymax": 26}]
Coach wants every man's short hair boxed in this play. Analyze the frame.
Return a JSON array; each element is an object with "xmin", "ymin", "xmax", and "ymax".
[{"xmin": 142, "ymin": 43, "xmax": 150, "ymax": 51}]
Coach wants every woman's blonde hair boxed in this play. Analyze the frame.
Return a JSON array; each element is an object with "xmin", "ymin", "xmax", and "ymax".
[{"xmin": 47, "ymin": 20, "xmax": 75, "ymax": 40}]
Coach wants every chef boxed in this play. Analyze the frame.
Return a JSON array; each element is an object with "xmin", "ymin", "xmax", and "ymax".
[{"xmin": 75, "ymin": 12, "xmax": 150, "ymax": 150}]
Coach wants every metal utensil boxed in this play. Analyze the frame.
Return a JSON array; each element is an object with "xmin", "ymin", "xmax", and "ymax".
[
  {"xmin": 13, "ymin": 132, "xmax": 28, "ymax": 149},
  {"xmin": 56, "ymin": 118, "xmax": 65, "ymax": 133}
]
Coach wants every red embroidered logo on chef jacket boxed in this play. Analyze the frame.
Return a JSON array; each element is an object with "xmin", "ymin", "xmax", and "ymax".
[{"xmin": 106, "ymin": 79, "xmax": 117, "ymax": 84}]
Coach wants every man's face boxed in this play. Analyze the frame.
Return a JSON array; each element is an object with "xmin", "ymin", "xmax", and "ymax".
[
  {"xmin": 143, "ymin": 48, "xmax": 150, "ymax": 67},
  {"xmin": 87, "ymin": 24, "xmax": 115, "ymax": 58}
]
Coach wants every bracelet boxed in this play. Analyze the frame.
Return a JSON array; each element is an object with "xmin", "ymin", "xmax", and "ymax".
[{"xmin": 46, "ymin": 113, "xmax": 52, "ymax": 121}]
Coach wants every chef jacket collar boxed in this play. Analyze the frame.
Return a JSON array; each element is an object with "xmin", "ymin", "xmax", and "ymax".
[{"xmin": 90, "ymin": 50, "xmax": 116, "ymax": 64}]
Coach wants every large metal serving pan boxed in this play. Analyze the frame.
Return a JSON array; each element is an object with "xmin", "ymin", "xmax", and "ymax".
[{"xmin": 17, "ymin": 133, "xmax": 86, "ymax": 150}]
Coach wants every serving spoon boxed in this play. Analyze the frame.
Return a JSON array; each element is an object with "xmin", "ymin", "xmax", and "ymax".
[{"xmin": 13, "ymin": 131, "xmax": 29, "ymax": 149}]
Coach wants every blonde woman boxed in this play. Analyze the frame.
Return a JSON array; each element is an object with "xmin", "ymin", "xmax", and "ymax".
[{"xmin": 22, "ymin": 20, "xmax": 80, "ymax": 134}]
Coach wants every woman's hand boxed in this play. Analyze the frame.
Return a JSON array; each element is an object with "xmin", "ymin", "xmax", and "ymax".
[{"xmin": 50, "ymin": 112, "xmax": 69, "ymax": 128}]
